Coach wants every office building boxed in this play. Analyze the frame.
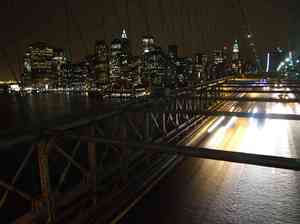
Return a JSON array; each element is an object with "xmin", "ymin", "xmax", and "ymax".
[{"xmin": 95, "ymin": 40, "xmax": 109, "ymax": 88}]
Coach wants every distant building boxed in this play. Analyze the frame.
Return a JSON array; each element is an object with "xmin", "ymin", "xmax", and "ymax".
[
  {"xmin": 53, "ymin": 48, "xmax": 68, "ymax": 89},
  {"xmin": 61, "ymin": 62, "xmax": 72, "ymax": 90},
  {"xmin": 175, "ymin": 57, "xmax": 193, "ymax": 86},
  {"xmin": 212, "ymin": 50, "xmax": 224, "ymax": 65},
  {"xmin": 142, "ymin": 46, "xmax": 176, "ymax": 91},
  {"xmin": 232, "ymin": 40, "xmax": 240, "ymax": 61},
  {"xmin": 193, "ymin": 53, "xmax": 209, "ymax": 81},
  {"xmin": 23, "ymin": 42, "xmax": 67, "ymax": 89},
  {"xmin": 141, "ymin": 36, "xmax": 155, "ymax": 54},
  {"xmin": 120, "ymin": 29, "xmax": 130, "ymax": 67},
  {"xmin": 94, "ymin": 40, "xmax": 109, "ymax": 88},
  {"xmin": 71, "ymin": 60, "xmax": 90, "ymax": 91},
  {"xmin": 232, "ymin": 40, "xmax": 242, "ymax": 74},
  {"xmin": 168, "ymin": 45, "xmax": 178, "ymax": 59},
  {"xmin": 266, "ymin": 47, "xmax": 285, "ymax": 73},
  {"xmin": 110, "ymin": 29, "xmax": 131, "ymax": 87},
  {"xmin": 222, "ymin": 43, "xmax": 230, "ymax": 62},
  {"xmin": 110, "ymin": 38, "xmax": 122, "ymax": 84}
]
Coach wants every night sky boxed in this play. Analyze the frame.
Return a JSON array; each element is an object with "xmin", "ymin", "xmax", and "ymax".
[{"xmin": 0, "ymin": 0, "xmax": 290, "ymax": 80}]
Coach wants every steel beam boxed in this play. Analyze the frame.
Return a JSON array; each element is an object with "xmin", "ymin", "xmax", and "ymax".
[
  {"xmin": 224, "ymin": 80, "xmax": 300, "ymax": 85},
  {"xmin": 213, "ymin": 89, "xmax": 300, "ymax": 94},
  {"xmin": 0, "ymin": 145, "xmax": 34, "ymax": 208},
  {"xmin": 37, "ymin": 141, "xmax": 56, "ymax": 223},
  {"xmin": 202, "ymin": 111, "xmax": 300, "ymax": 120},
  {"xmin": 0, "ymin": 180, "xmax": 32, "ymax": 201},
  {"xmin": 220, "ymin": 84, "xmax": 300, "ymax": 88},
  {"xmin": 210, "ymin": 96, "xmax": 300, "ymax": 103},
  {"xmin": 135, "ymin": 108, "xmax": 300, "ymax": 121},
  {"xmin": 63, "ymin": 135, "xmax": 300, "ymax": 171}
]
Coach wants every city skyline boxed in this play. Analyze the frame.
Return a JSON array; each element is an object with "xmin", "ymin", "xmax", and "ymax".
[{"xmin": 0, "ymin": 0, "xmax": 289, "ymax": 80}]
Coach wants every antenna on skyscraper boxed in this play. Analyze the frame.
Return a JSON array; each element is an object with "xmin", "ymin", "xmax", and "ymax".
[{"xmin": 236, "ymin": 0, "xmax": 261, "ymax": 71}]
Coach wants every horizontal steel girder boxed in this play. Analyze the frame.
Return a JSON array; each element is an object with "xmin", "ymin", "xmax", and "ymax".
[
  {"xmin": 219, "ymin": 83, "xmax": 300, "ymax": 88},
  {"xmin": 129, "ymin": 108, "xmax": 300, "ymax": 121},
  {"xmin": 202, "ymin": 111, "xmax": 300, "ymax": 120},
  {"xmin": 63, "ymin": 134, "xmax": 300, "ymax": 171},
  {"xmin": 224, "ymin": 80, "xmax": 300, "ymax": 85},
  {"xmin": 213, "ymin": 89, "xmax": 300, "ymax": 93},
  {"xmin": 211, "ymin": 96, "xmax": 300, "ymax": 103}
]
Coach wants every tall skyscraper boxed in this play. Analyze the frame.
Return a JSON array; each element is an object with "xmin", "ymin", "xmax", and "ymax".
[
  {"xmin": 120, "ymin": 29, "xmax": 130, "ymax": 67},
  {"xmin": 53, "ymin": 48, "xmax": 68, "ymax": 89},
  {"xmin": 23, "ymin": 42, "xmax": 67, "ymax": 89},
  {"xmin": 232, "ymin": 40, "xmax": 242, "ymax": 74},
  {"xmin": 95, "ymin": 40, "xmax": 109, "ymax": 88},
  {"xmin": 110, "ymin": 37, "xmax": 122, "ymax": 84},
  {"xmin": 232, "ymin": 40, "xmax": 240, "ymax": 61},
  {"xmin": 110, "ymin": 29, "xmax": 132, "ymax": 87},
  {"xmin": 141, "ymin": 36, "xmax": 155, "ymax": 54},
  {"xmin": 71, "ymin": 61, "xmax": 89, "ymax": 91},
  {"xmin": 268, "ymin": 47, "xmax": 285, "ymax": 73},
  {"xmin": 193, "ymin": 53, "xmax": 208, "ymax": 81}
]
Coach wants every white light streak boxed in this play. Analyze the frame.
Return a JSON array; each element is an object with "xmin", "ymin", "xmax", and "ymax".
[
  {"xmin": 208, "ymin": 116, "xmax": 225, "ymax": 133},
  {"xmin": 266, "ymin": 53, "xmax": 270, "ymax": 73}
]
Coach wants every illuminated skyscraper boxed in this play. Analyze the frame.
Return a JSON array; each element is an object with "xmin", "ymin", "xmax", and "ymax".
[
  {"xmin": 53, "ymin": 48, "xmax": 68, "ymax": 89},
  {"xmin": 212, "ymin": 50, "xmax": 224, "ymax": 65},
  {"xmin": 23, "ymin": 42, "xmax": 67, "ymax": 90},
  {"xmin": 193, "ymin": 53, "xmax": 209, "ymax": 81},
  {"xmin": 232, "ymin": 40, "xmax": 240, "ymax": 61},
  {"xmin": 141, "ymin": 36, "xmax": 155, "ymax": 54},
  {"xmin": 267, "ymin": 47, "xmax": 285, "ymax": 73},
  {"xmin": 110, "ymin": 29, "xmax": 132, "ymax": 86},
  {"xmin": 71, "ymin": 60, "xmax": 89, "ymax": 91},
  {"xmin": 120, "ymin": 29, "xmax": 130, "ymax": 67},
  {"xmin": 95, "ymin": 40, "xmax": 109, "ymax": 88},
  {"xmin": 232, "ymin": 40, "xmax": 242, "ymax": 74},
  {"xmin": 110, "ymin": 38, "xmax": 122, "ymax": 84}
]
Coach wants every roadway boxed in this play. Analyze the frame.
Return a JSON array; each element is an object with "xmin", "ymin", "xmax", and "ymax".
[{"xmin": 118, "ymin": 90, "xmax": 300, "ymax": 223}]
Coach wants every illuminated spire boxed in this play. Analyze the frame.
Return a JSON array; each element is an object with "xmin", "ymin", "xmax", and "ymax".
[
  {"xmin": 233, "ymin": 40, "xmax": 239, "ymax": 53},
  {"xmin": 121, "ymin": 29, "xmax": 127, "ymax": 39}
]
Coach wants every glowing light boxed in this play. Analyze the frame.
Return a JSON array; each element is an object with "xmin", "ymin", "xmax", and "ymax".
[
  {"xmin": 121, "ymin": 29, "xmax": 128, "ymax": 39},
  {"xmin": 289, "ymin": 51, "xmax": 293, "ymax": 60},
  {"xmin": 277, "ymin": 62, "xmax": 284, "ymax": 71},
  {"xmin": 266, "ymin": 52, "xmax": 270, "ymax": 73},
  {"xmin": 252, "ymin": 107, "xmax": 258, "ymax": 113},
  {"xmin": 225, "ymin": 116, "xmax": 237, "ymax": 129},
  {"xmin": 233, "ymin": 40, "xmax": 239, "ymax": 53},
  {"xmin": 208, "ymin": 116, "xmax": 225, "ymax": 133},
  {"xmin": 10, "ymin": 84, "xmax": 20, "ymax": 91}
]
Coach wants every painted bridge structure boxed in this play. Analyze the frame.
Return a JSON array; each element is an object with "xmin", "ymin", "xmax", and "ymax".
[{"xmin": 1, "ymin": 74, "xmax": 300, "ymax": 223}]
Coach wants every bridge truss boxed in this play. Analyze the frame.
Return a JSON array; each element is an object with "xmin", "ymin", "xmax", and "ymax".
[{"xmin": 1, "ymin": 76, "xmax": 300, "ymax": 223}]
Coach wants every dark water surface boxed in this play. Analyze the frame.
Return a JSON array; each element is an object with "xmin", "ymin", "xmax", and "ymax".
[{"xmin": 0, "ymin": 93, "xmax": 112, "ymax": 140}]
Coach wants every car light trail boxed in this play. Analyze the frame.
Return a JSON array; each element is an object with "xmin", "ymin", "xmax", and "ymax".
[{"xmin": 208, "ymin": 116, "xmax": 225, "ymax": 133}]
